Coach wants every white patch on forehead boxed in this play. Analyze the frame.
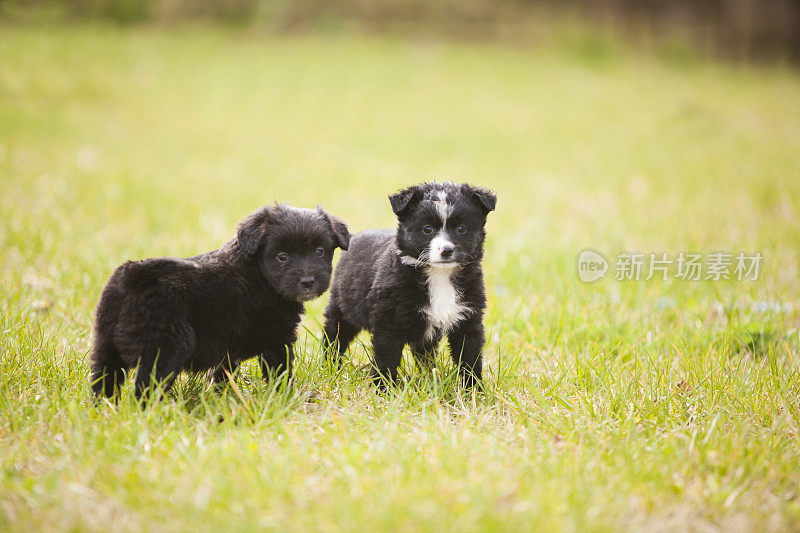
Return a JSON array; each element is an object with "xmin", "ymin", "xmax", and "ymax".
[
  {"xmin": 433, "ymin": 190, "xmax": 453, "ymax": 224},
  {"xmin": 286, "ymin": 206, "xmax": 316, "ymax": 216},
  {"xmin": 423, "ymin": 265, "xmax": 469, "ymax": 341}
]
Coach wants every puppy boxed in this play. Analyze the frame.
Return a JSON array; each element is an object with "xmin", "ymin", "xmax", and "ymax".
[
  {"xmin": 322, "ymin": 182, "xmax": 496, "ymax": 389},
  {"xmin": 90, "ymin": 204, "xmax": 350, "ymax": 400}
]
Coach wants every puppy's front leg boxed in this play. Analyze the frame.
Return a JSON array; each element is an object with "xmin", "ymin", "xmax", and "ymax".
[
  {"xmin": 448, "ymin": 319, "xmax": 485, "ymax": 389},
  {"xmin": 260, "ymin": 344, "xmax": 294, "ymax": 387},
  {"xmin": 211, "ymin": 356, "xmax": 241, "ymax": 384},
  {"xmin": 371, "ymin": 333, "xmax": 405, "ymax": 390}
]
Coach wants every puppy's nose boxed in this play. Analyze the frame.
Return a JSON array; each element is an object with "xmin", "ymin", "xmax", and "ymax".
[
  {"xmin": 440, "ymin": 244, "xmax": 454, "ymax": 259},
  {"xmin": 300, "ymin": 276, "xmax": 315, "ymax": 288}
]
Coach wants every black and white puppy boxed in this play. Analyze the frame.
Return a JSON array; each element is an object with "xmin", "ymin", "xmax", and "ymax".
[
  {"xmin": 322, "ymin": 182, "xmax": 496, "ymax": 389},
  {"xmin": 90, "ymin": 204, "xmax": 350, "ymax": 400}
]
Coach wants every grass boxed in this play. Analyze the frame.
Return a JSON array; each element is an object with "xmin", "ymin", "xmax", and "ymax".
[{"xmin": 1, "ymin": 22, "xmax": 800, "ymax": 531}]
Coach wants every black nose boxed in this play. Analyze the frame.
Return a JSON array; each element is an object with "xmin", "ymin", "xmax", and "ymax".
[
  {"xmin": 300, "ymin": 276, "xmax": 315, "ymax": 288},
  {"xmin": 440, "ymin": 245, "xmax": 454, "ymax": 259}
]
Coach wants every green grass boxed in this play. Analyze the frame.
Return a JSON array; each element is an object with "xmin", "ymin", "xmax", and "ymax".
[{"xmin": 2, "ymin": 23, "xmax": 800, "ymax": 531}]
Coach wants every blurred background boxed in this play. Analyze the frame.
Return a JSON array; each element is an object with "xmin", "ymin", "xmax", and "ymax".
[
  {"xmin": 3, "ymin": 0, "xmax": 800, "ymax": 63},
  {"xmin": 1, "ymin": 0, "xmax": 799, "ymax": 354}
]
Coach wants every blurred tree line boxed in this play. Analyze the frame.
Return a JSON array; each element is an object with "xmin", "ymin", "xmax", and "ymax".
[{"xmin": 2, "ymin": 0, "xmax": 799, "ymax": 63}]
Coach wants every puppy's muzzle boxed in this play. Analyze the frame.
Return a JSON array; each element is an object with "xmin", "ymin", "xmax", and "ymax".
[
  {"xmin": 295, "ymin": 276, "xmax": 322, "ymax": 302},
  {"xmin": 428, "ymin": 235, "xmax": 459, "ymax": 265},
  {"xmin": 439, "ymin": 244, "xmax": 454, "ymax": 260}
]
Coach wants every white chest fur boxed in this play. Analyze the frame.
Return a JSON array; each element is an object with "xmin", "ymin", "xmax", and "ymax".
[{"xmin": 423, "ymin": 265, "xmax": 469, "ymax": 340}]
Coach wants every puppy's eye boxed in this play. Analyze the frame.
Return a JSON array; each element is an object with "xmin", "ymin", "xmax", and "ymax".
[
  {"xmin": 456, "ymin": 225, "xmax": 467, "ymax": 234},
  {"xmin": 276, "ymin": 252, "xmax": 289, "ymax": 263},
  {"xmin": 315, "ymin": 247, "xmax": 325, "ymax": 257},
  {"xmin": 422, "ymin": 225, "xmax": 434, "ymax": 235}
]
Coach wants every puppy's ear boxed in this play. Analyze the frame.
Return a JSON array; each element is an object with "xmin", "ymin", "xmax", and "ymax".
[
  {"xmin": 464, "ymin": 184, "xmax": 497, "ymax": 214},
  {"xmin": 318, "ymin": 207, "xmax": 351, "ymax": 251},
  {"xmin": 237, "ymin": 206, "xmax": 273, "ymax": 256},
  {"xmin": 389, "ymin": 186, "xmax": 421, "ymax": 217}
]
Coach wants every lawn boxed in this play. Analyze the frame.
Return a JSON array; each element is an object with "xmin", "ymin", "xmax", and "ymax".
[{"xmin": 1, "ymin": 23, "xmax": 800, "ymax": 531}]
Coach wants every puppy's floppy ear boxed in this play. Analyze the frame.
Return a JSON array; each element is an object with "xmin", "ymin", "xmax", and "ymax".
[
  {"xmin": 464, "ymin": 184, "xmax": 497, "ymax": 214},
  {"xmin": 237, "ymin": 206, "xmax": 273, "ymax": 256},
  {"xmin": 389, "ymin": 186, "xmax": 421, "ymax": 217},
  {"xmin": 318, "ymin": 207, "xmax": 351, "ymax": 251}
]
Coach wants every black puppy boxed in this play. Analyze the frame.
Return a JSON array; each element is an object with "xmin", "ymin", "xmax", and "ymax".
[
  {"xmin": 90, "ymin": 204, "xmax": 350, "ymax": 400},
  {"xmin": 322, "ymin": 182, "xmax": 496, "ymax": 389}
]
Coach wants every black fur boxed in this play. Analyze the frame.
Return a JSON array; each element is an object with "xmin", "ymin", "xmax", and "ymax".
[
  {"xmin": 90, "ymin": 204, "xmax": 350, "ymax": 400},
  {"xmin": 322, "ymin": 182, "xmax": 496, "ymax": 389}
]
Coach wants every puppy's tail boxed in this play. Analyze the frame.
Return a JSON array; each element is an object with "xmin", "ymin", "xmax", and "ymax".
[
  {"xmin": 90, "ymin": 257, "xmax": 199, "ymax": 397},
  {"xmin": 91, "ymin": 278, "xmax": 127, "ymax": 397},
  {"xmin": 118, "ymin": 257, "xmax": 199, "ymax": 288}
]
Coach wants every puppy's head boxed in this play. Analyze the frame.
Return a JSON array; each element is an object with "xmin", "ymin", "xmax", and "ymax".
[
  {"xmin": 237, "ymin": 204, "xmax": 350, "ymax": 302},
  {"xmin": 389, "ymin": 182, "xmax": 496, "ymax": 268}
]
